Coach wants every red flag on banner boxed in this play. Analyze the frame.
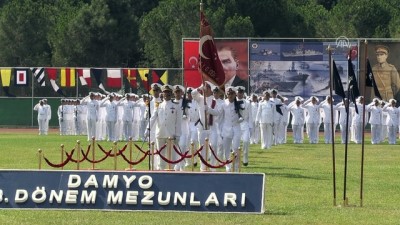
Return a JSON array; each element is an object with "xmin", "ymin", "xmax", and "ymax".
[
  {"xmin": 76, "ymin": 68, "xmax": 92, "ymax": 87},
  {"xmin": 122, "ymin": 69, "xmax": 137, "ymax": 88},
  {"xmin": 107, "ymin": 69, "xmax": 122, "ymax": 88},
  {"xmin": 199, "ymin": 11, "xmax": 225, "ymax": 86},
  {"xmin": 183, "ymin": 40, "xmax": 202, "ymax": 87}
]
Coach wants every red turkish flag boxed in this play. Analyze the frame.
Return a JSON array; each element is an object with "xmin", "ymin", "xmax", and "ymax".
[
  {"xmin": 199, "ymin": 11, "xmax": 225, "ymax": 87},
  {"xmin": 183, "ymin": 40, "xmax": 201, "ymax": 87}
]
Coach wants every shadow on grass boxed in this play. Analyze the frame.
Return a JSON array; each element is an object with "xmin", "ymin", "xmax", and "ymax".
[
  {"xmin": 265, "ymin": 172, "xmax": 327, "ymax": 180},
  {"xmin": 263, "ymin": 210, "xmax": 288, "ymax": 215}
]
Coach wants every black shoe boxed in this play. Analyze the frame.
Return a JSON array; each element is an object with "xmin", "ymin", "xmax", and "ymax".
[
  {"xmin": 243, "ymin": 162, "xmax": 248, "ymax": 166},
  {"xmin": 193, "ymin": 162, "xmax": 197, "ymax": 167}
]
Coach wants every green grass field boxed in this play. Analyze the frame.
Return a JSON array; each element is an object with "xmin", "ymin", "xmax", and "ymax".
[{"xmin": 0, "ymin": 129, "xmax": 399, "ymax": 225}]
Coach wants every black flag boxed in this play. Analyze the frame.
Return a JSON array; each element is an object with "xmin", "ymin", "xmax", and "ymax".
[
  {"xmin": 333, "ymin": 60, "xmax": 346, "ymax": 99},
  {"xmin": 366, "ymin": 59, "xmax": 382, "ymax": 99},
  {"xmin": 348, "ymin": 56, "xmax": 360, "ymax": 113}
]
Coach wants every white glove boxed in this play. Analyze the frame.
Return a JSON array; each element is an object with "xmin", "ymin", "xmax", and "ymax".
[
  {"xmin": 182, "ymin": 114, "xmax": 187, "ymax": 119},
  {"xmin": 204, "ymin": 104, "xmax": 208, "ymax": 111},
  {"xmin": 238, "ymin": 117, "xmax": 244, "ymax": 123}
]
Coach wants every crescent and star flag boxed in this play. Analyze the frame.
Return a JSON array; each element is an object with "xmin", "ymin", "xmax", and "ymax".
[
  {"xmin": 0, "ymin": 68, "xmax": 15, "ymax": 97},
  {"xmin": 76, "ymin": 68, "xmax": 92, "ymax": 87},
  {"xmin": 138, "ymin": 69, "xmax": 150, "ymax": 91},
  {"xmin": 199, "ymin": 11, "xmax": 225, "ymax": 87},
  {"xmin": 332, "ymin": 60, "xmax": 346, "ymax": 99},
  {"xmin": 366, "ymin": 59, "xmax": 382, "ymax": 100},
  {"xmin": 31, "ymin": 67, "xmax": 45, "ymax": 86},
  {"xmin": 106, "ymin": 69, "xmax": 122, "ymax": 88},
  {"xmin": 122, "ymin": 69, "xmax": 137, "ymax": 88},
  {"xmin": 45, "ymin": 68, "xmax": 65, "ymax": 96},
  {"xmin": 348, "ymin": 56, "xmax": 360, "ymax": 114},
  {"xmin": 14, "ymin": 68, "xmax": 29, "ymax": 86},
  {"xmin": 183, "ymin": 40, "xmax": 201, "ymax": 87},
  {"xmin": 91, "ymin": 68, "xmax": 109, "ymax": 94},
  {"xmin": 60, "ymin": 68, "xmax": 76, "ymax": 87}
]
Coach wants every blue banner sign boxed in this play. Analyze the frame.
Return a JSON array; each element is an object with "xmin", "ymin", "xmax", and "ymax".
[{"xmin": 0, "ymin": 170, "xmax": 265, "ymax": 213}]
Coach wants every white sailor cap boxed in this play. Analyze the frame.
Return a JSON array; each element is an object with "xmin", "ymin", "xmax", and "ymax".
[
  {"xmin": 151, "ymin": 83, "xmax": 162, "ymax": 91},
  {"xmin": 389, "ymin": 98, "xmax": 397, "ymax": 104},
  {"xmin": 262, "ymin": 90, "xmax": 270, "ymax": 95},
  {"xmin": 270, "ymin": 89, "xmax": 278, "ymax": 94},
  {"xmin": 325, "ymin": 95, "xmax": 334, "ymax": 102},
  {"xmin": 173, "ymin": 85, "xmax": 184, "ymax": 92},
  {"xmin": 373, "ymin": 98, "xmax": 380, "ymax": 103},
  {"xmin": 295, "ymin": 96, "xmax": 303, "ymax": 101},
  {"xmin": 311, "ymin": 96, "xmax": 319, "ymax": 102},
  {"xmin": 225, "ymin": 86, "xmax": 237, "ymax": 95},
  {"xmin": 161, "ymin": 84, "xmax": 173, "ymax": 92},
  {"xmin": 236, "ymin": 86, "xmax": 246, "ymax": 92}
]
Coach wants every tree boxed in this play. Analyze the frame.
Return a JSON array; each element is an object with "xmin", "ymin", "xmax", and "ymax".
[{"xmin": 0, "ymin": 0, "xmax": 52, "ymax": 66}]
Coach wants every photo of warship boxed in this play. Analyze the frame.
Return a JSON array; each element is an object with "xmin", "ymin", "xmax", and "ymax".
[
  {"xmin": 259, "ymin": 48, "xmax": 279, "ymax": 56},
  {"xmin": 283, "ymin": 62, "xmax": 309, "ymax": 83},
  {"xmin": 281, "ymin": 45, "xmax": 323, "ymax": 58},
  {"xmin": 252, "ymin": 62, "xmax": 298, "ymax": 93}
]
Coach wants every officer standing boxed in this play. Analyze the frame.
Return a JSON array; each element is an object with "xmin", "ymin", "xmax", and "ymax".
[{"xmin": 372, "ymin": 45, "xmax": 400, "ymax": 102}]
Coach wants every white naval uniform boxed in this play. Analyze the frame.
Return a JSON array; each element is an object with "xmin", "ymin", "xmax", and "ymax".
[
  {"xmin": 367, "ymin": 103, "xmax": 383, "ymax": 144},
  {"xmin": 187, "ymin": 100, "xmax": 200, "ymax": 166},
  {"xmin": 100, "ymin": 99, "xmax": 118, "ymax": 141},
  {"xmin": 219, "ymin": 99, "xmax": 241, "ymax": 172},
  {"xmin": 256, "ymin": 99, "xmax": 275, "ymax": 149},
  {"xmin": 81, "ymin": 98, "xmax": 99, "ymax": 141},
  {"xmin": 382, "ymin": 105, "xmax": 399, "ymax": 144},
  {"xmin": 75, "ymin": 104, "xmax": 87, "ymax": 135},
  {"xmin": 34, "ymin": 104, "xmax": 49, "ymax": 135},
  {"xmin": 271, "ymin": 97, "xmax": 283, "ymax": 145},
  {"xmin": 351, "ymin": 103, "xmax": 366, "ymax": 144},
  {"xmin": 44, "ymin": 104, "xmax": 51, "ymax": 135},
  {"xmin": 118, "ymin": 99, "xmax": 137, "ymax": 141},
  {"xmin": 335, "ymin": 102, "xmax": 353, "ymax": 144},
  {"xmin": 57, "ymin": 105, "xmax": 66, "ymax": 135},
  {"xmin": 238, "ymin": 97, "xmax": 252, "ymax": 165},
  {"xmin": 148, "ymin": 100, "xmax": 182, "ymax": 170},
  {"xmin": 288, "ymin": 102, "xmax": 305, "ymax": 144},
  {"xmin": 191, "ymin": 90, "xmax": 220, "ymax": 171},
  {"xmin": 302, "ymin": 101, "xmax": 321, "ymax": 144},
  {"xmin": 320, "ymin": 102, "xmax": 337, "ymax": 144},
  {"xmin": 250, "ymin": 101, "xmax": 260, "ymax": 144}
]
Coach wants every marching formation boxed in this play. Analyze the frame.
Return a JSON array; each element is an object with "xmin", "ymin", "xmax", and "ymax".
[{"xmin": 34, "ymin": 83, "xmax": 400, "ymax": 171}]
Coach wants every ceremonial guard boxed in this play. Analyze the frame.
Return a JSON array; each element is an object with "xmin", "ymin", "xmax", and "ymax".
[
  {"xmin": 146, "ymin": 84, "xmax": 183, "ymax": 170},
  {"xmin": 302, "ymin": 96, "xmax": 321, "ymax": 144},
  {"xmin": 42, "ymin": 99, "xmax": 51, "ymax": 135},
  {"xmin": 367, "ymin": 98, "xmax": 383, "ymax": 144},
  {"xmin": 212, "ymin": 86, "xmax": 225, "ymax": 161},
  {"xmin": 256, "ymin": 90, "xmax": 275, "ymax": 149},
  {"xmin": 288, "ymin": 96, "xmax": 305, "ymax": 144},
  {"xmin": 57, "ymin": 99, "xmax": 67, "ymax": 135},
  {"xmin": 173, "ymin": 85, "xmax": 191, "ymax": 170},
  {"xmin": 100, "ymin": 94, "xmax": 120, "ymax": 142},
  {"xmin": 186, "ymin": 87, "xmax": 200, "ymax": 167},
  {"xmin": 319, "ymin": 96, "xmax": 337, "ymax": 144},
  {"xmin": 249, "ymin": 94, "xmax": 260, "ymax": 145},
  {"xmin": 382, "ymin": 99, "xmax": 399, "ymax": 144},
  {"xmin": 118, "ymin": 93, "xmax": 138, "ymax": 141},
  {"xmin": 80, "ymin": 92, "xmax": 99, "ymax": 141},
  {"xmin": 219, "ymin": 86, "xmax": 242, "ymax": 172},
  {"xmin": 138, "ymin": 94, "xmax": 149, "ymax": 141},
  {"xmin": 278, "ymin": 95, "xmax": 289, "ymax": 144},
  {"xmin": 64, "ymin": 100, "xmax": 75, "ymax": 135},
  {"xmin": 334, "ymin": 99, "xmax": 353, "ymax": 144},
  {"xmin": 33, "ymin": 100, "xmax": 49, "ymax": 135},
  {"xmin": 270, "ymin": 89, "xmax": 283, "ymax": 145},
  {"xmin": 236, "ymin": 86, "xmax": 252, "ymax": 166},
  {"xmin": 191, "ymin": 81, "xmax": 220, "ymax": 171},
  {"xmin": 75, "ymin": 99, "xmax": 87, "ymax": 135},
  {"xmin": 380, "ymin": 101, "xmax": 388, "ymax": 142},
  {"xmin": 351, "ymin": 96, "xmax": 366, "ymax": 144}
]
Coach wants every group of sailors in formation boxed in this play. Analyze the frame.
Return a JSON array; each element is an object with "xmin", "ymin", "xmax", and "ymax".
[{"xmin": 34, "ymin": 82, "xmax": 400, "ymax": 171}]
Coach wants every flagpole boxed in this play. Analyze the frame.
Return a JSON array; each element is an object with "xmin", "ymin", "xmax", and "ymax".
[
  {"xmin": 328, "ymin": 46, "xmax": 337, "ymax": 206},
  {"xmin": 199, "ymin": 1, "xmax": 209, "ymax": 130},
  {"xmin": 343, "ymin": 54, "xmax": 352, "ymax": 207},
  {"xmin": 360, "ymin": 40, "xmax": 368, "ymax": 207}
]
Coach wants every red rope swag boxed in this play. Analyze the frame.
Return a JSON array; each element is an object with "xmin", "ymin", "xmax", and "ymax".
[{"xmin": 43, "ymin": 141, "xmax": 237, "ymax": 170}]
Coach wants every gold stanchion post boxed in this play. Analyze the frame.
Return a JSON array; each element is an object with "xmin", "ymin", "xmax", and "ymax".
[
  {"xmin": 238, "ymin": 147, "xmax": 242, "ymax": 173},
  {"xmin": 113, "ymin": 141, "xmax": 118, "ymax": 170},
  {"xmin": 76, "ymin": 140, "xmax": 81, "ymax": 170},
  {"xmin": 191, "ymin": 142, "xmax": 195, "ymax": 172},
  {"xmin": 38, "ymin": 149, "xmax": 42, "ymax": 170},
  {"xmin": 230, "ymin": 151, "xmax": 235, "ymax": 173},
  {"xmin": 151, "ymin": 142, "xmax": 155, "ymax": 171},
  {"xmin": 60, "ymin": 144, "xmax": 64, "ymax": 170},
  {"xmin": 204, "ymin": 138, "xmax": 209, "ymax": 172},
  {"xmin": 91, "ymin": 137, "xmax": 96, "ymax": 170},
  {"xmin": 127, "ymin": 137, "xmax": 133, "ymax": 171}
]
